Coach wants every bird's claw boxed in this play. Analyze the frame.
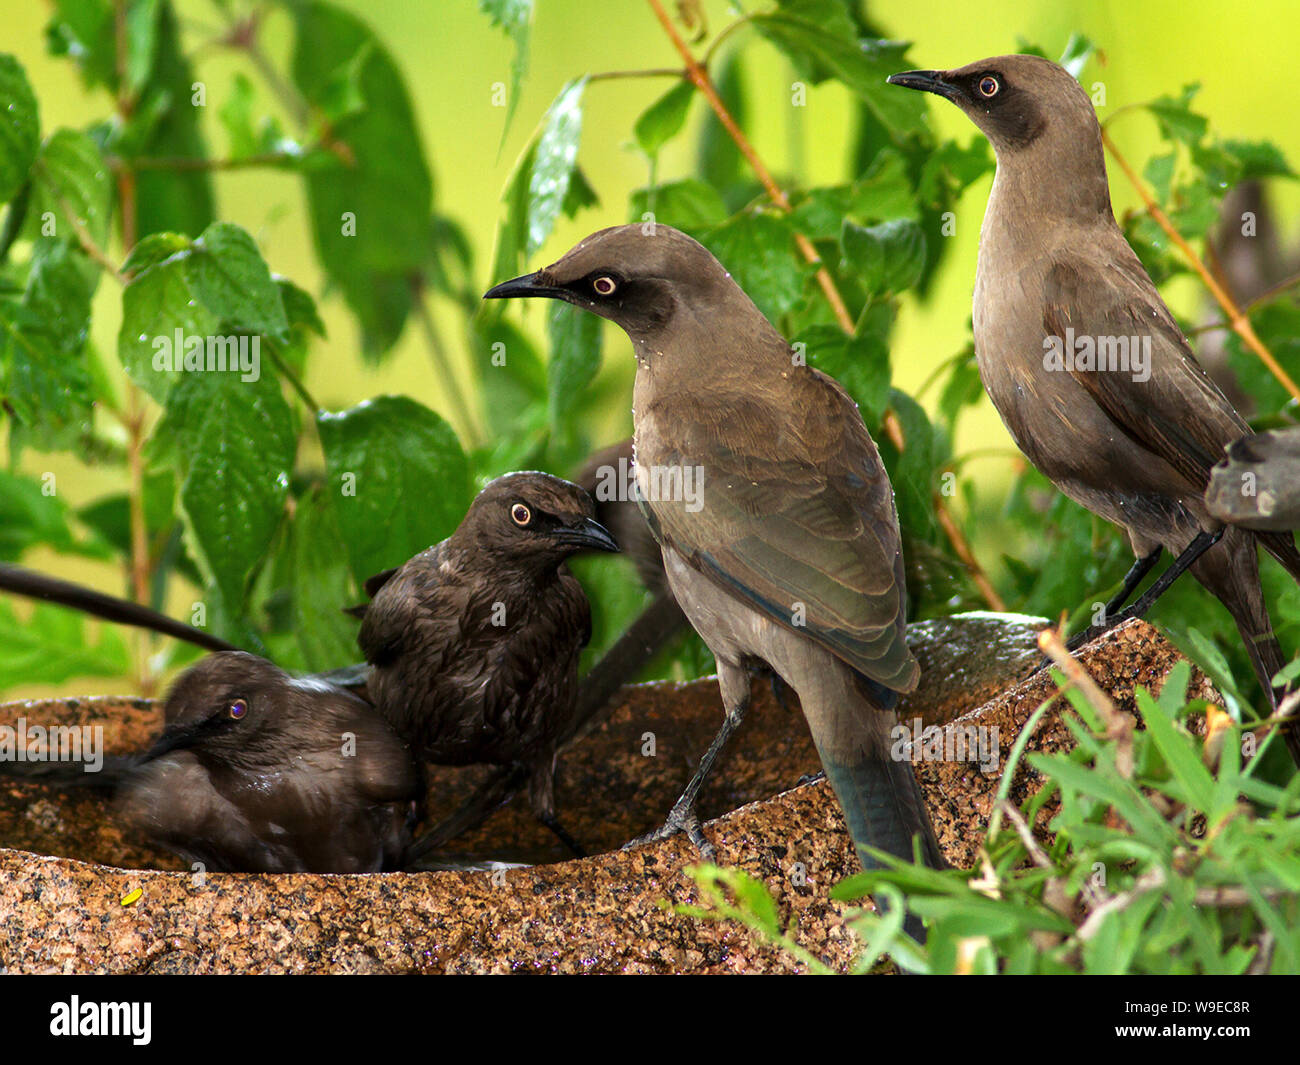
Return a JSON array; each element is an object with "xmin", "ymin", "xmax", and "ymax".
[{"xmin": 623, "ymin": 800, "xmax": 716, "ymax": 861}]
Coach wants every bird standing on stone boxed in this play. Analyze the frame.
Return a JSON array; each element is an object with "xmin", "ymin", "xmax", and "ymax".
[
  {"xmin": 353, "ymin": 471, "xmax": 618, "ymax": 857},
  {"xmin": 486, "ymin": 226, "xmax": 945, "ymax": 940},
  {"xmin": 888, "ymin": 56, "xmax": 1300, "ymax": 760}
]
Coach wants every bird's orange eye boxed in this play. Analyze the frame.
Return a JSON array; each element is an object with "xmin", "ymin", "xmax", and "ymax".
[
  {"xmin": 979, "ymin": 76, "xmax": 999, "ymax": 98},
  {"xmin": 228, "ymin": 699, "xmax": 248, "ymax": 720},
  {"xmin": 592, "ymin": 276, "xmax": 617, "ymax": 296},
  {"xmin": 511, "ymin": 503, "xmax": 532, "ymax": 526}
]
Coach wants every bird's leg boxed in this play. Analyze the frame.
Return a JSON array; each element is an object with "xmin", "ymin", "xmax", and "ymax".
[
  {"xmin": 536, "ymin": 813, "xmax": 587, "ymax": 858},
  {"xmin": 1035, "ymin": 530, "xmax": 1224, "ymax": 676},
  {"xmin": 1102, "ymin": 548, "xmax": 1163, "ymax": 622},
  {"xmin": 403, "ymin": 764, "xmax": 529, "ymax": 867},
  {"xmin": 623, "ymin": 665, "xmax": 752, "ymax": 861},
  {"xmin": 528, "ymin": 754, "xmax": 587, "ymax": 859},
  {"xmin": 1100, "ymin": 529, "xmax": 1224, "ymax": 627}
]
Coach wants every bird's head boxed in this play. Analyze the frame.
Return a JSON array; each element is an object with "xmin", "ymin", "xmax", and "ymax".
[
  {"xmin": 887, "ymin": 54, "xmax": 1094, "ymax": 158},
  {"xmin": 462, "ymin": 471, "xmax": 619, "ymax": 563},
  {"xmin": 151, "ymin": 651, "xmax": 292, "ymax": 757},
  {"xmin": 483, "ymin": 224, "xmax": 736, "ymax": 340}
]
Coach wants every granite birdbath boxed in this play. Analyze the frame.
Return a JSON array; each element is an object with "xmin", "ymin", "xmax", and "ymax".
[{"xmin": 0, "ymin": 616, "xmax": 1216, "ymax": 973}]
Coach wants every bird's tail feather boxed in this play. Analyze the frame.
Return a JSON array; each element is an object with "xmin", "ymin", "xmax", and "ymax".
[
  {"xmin": 820, "ymin": 752, "xmax": 945, "ymax": 872},
  {"xmin": 819, "ymin": 746, "xmax": 945, "ymax": 945},
  {"xmin": 1193, "ymin": 528, "xmax": 1300, "ymax": 763}
]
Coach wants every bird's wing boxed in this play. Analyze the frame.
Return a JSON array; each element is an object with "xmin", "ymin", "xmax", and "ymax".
[
  {"xmin": 639, "ymin": 370, "xmax": 918, "ymax": 693},
  {"xmin": 355, "ymin": 547, "xmax": 453, "ymax": 669},
  {"xmin": 1042, "ymin": 251, "xmax": 1250, "ymax": 491}
]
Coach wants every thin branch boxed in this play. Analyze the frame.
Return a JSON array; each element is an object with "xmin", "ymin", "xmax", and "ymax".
[
  {"xmin": 118, "ymin": 151, "xmax": 304, "ymax": 172},
  {"xmin": 934, "ymin": 493, "xmax": 1007, "ymax": 611},
  {"xmin": 645, "ymin": 0, "xmax": 853, "ymax": 333},
  {"xmin": 588, "ymin": 67, "xmax": 686, "ymax": 82},
  {"xmin": 1102, "ymin": 129, "xmax": 1300, "ymax": 405},
  {"xmin": 410, "ymin": 275, "xmax": 484, "ymax": 447},
  {"xmin": 265, "ymin": 345, "xmax": 321, "ymax": 414}
]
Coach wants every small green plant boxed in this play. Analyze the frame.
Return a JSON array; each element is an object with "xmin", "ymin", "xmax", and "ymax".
[{"xmin": 684, "ymin": 661, "xmax": 1300, "ymax": 974}]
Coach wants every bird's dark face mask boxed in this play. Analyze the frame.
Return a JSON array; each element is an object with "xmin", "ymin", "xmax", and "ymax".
[
  {"xmin": 484, "ymin": 266, "xmax": 676, "ymax": 337},
  {"xmin": 496, "ymin": 495, "xmax": 619, "ymax": 556},
  {"xmin": 887, "ymin": 58, "xmax": 1050, "ymax": 153}
]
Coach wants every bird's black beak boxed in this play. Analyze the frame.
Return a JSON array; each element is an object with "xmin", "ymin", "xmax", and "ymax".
[
  {"xmin": 483, "ymin": 271, "xmax": 564, "ymax": 301},
  {"xmin": 139, "ymin": 716, "xmax": 226, "ymax": 762},
  {"xmin": 552, "ymin": 517, "xmax": 619, "ymax": 553},
  {"xmin": 886, "ymin": 69, "xmax": 963, "ymax": 103}
]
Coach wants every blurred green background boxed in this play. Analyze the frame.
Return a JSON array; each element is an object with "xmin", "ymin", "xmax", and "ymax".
[{"xmin": 5, "ymin": 0, "xmax": 1299, "ymax": 698}]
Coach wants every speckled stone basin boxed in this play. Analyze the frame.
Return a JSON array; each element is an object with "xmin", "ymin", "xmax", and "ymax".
[{"xmin": 0, "ymin": 618, "xmax": 1213, "ymax": 973}]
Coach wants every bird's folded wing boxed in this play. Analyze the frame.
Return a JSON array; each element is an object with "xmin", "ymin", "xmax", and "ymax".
[
  {"xmin": 1042, "ymin": 253, "xmax": 1249, "ymax": 491},
  {"xmin": 640, "ymin": 374, "xmax": 918, "ymax": 693}
]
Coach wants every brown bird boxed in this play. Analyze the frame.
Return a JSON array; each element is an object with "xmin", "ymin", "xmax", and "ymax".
[
  {"xmin": 353, "ymin": 471, "xmax": 617, "ymax": 858},
  {"xmin": 888, "ymin": 56, "xmax": 1300, "ymax": 758},
  {"xmin": 1206, "ymin": 428, "xmax": 1300, "ymax": 532},
  {"xmin": 1, "ymin": 651, "xmax": 422, "ymax": 872},
  {"xmin": 487, "ymin": 226, "xmax": 944, "ymax": 942}
]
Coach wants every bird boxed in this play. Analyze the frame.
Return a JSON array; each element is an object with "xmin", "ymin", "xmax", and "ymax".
[
  {"xmin": 1206, "ymin": 428, "xmax": 1300, "ymax": 532},
  {"xmin": 1, "ymin": 651, "xmax": 423, "ymax": 873},
  {"xmin": 887, "ymin": 56, "xmax": 1300, "ymax": 760},
  {"xmin": 352, "ymin": 470, "xmax": 618, "ymax": 859},
  {"xmin": 485, "ymin": 225, "xmax": 946, "ymax": 941}
]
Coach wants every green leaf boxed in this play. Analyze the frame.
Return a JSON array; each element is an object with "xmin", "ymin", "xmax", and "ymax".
[
  {"xmin": 1215, "ymin": 138, "xmax": 1295, "ymax": 181},
  {"xmin": 700, "ymin": 211, "xmax": 805, "ymax": 323},
  {"xmin": 840, "ymin": 217, "xmax": 926, "ymax": 295},
  {"xmin": 471, "ymin": 315, "xmax": 547, "ymax": 439},
  {"xmin": 156, "ymin": 370, "xmax": 296, "ymax": 612},
  {"xmin": 528, "ymin": 77, "xmax": 588, "ymax": 254},
  {"xmin": 0, "ymin": 599, "xmax": 130, "ymax": 687},
  {"xmin": 130, "ymin": 0, "xmax": 214, "ymax": 239},
  {"xmin": 1058, "ymin": 33, "xmax": 1097, "ymax": 80},
  {"xmin": 0, "ymin": 53, "xmax": 40, "ymax": 206},
  {"xmin": 628, "ymin": 179, "xmax": 728, "ymax": 233},
  {"xmin": 794, "ymin": 323, "xmax": 891, "ymax": 424},
  {"xmin": 317, "ymin": 396, "xmax": 472, "ymax": 583},
  {"xmin": 289, "ymin": 484, "xmax": 360, "ymax": 672},
  {"xmin": 0, "ymin": 469, "xmax": 105, "ymax": 561},
  {"xmin": 751, "ymin": 7, "xmax": 925, "ymax": 136},
  {"xmin": 479, "ymin": 0, "xmax": 533, "ymax": 138},
  {"xmin": 291, "ymin": 0, "xmax": 435, "ymax": 357},
  {"xmin": 1, "ymin": 239, "xmax": 97, "ymax": 446},
  {"xmin": 1135, "ymin": 686, "xmax": 1216, "ymax": 812},
  {"xmin": 186, "ymin": 223, "xmax": 289, "ymax": 340},
  {"xmin": 0, "ymin": 299, "xmax": 91, "ymax": 444},
  {"xmin": 634, "ymin": 80, "xmax": 694, "ymax": 159},
  {"xmin": 28, "ymin": 128, "xmax": 112, "ymax": 248},
  {"xmin": 218, "ymin": 73, "xmax": 260, "ymax": 160},
  {"xmin": 1147, "ymin": 84, "xmax": 1207, "ymax": 146},
  {"xmin": 44, "ymin": 0, "xmax": 116, "ymax": 91},
  {"xmin": 118, "ymin": 223, "xmax": 285, "ymax": 401},
  {"xmin": 118, "ymin": 247, "xmax": 218, "ymax": 403},
  {"xmin": 546, "ymin": 301, "xmax": 603, "ymax": 426}
]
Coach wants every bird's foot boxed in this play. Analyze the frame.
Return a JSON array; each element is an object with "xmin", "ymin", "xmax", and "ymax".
[{"xmin": 622, "ymin": 798, "xmax": 715, "ymax": 861}]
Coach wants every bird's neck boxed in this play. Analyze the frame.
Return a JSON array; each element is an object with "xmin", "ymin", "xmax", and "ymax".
[{"xmin": 982, "ymin": 133, "xmax": 1114, "ymax": 254}]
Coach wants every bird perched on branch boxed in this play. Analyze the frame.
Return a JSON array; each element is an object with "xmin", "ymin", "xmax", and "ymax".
[
  {"xmin": 486, "ymin": 226, "xmax": 944, "ymax": 940},
  {"xmin": 352, "ymin": 471, "xmax": 618, "ymax": 859},
  {"xmin": 888, "ymin": 56, "xmax": 1300, "ymax": 760},
  {"xmin": 1, "ymin": 651, "xmax": 423, "ymax": 873}
]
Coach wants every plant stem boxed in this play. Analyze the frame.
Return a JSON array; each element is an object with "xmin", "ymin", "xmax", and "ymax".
[
  {"xmin": 1102, "ymin": 129, "xmax": 1300, "ymax": 405},
  {"xmin": 410, "ymin": 275, "xmax": 484, "ymax": 447}
]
